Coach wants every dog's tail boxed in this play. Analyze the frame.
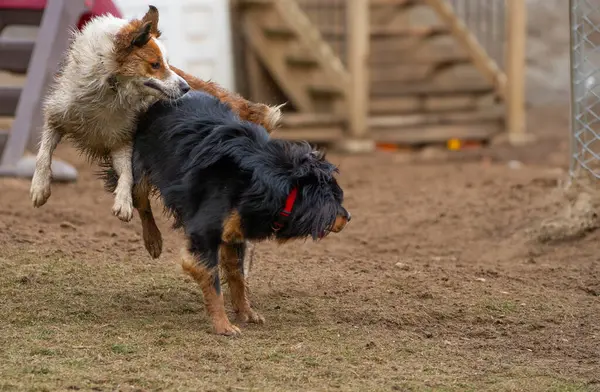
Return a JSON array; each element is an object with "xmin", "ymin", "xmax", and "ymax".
[
  {"xmin": 96, "ymin": 158, "xmax": 118, "ymax": 194},
  {"xmin": 262, "ymin": 103, "xmax": 285, "ymax": 134}
]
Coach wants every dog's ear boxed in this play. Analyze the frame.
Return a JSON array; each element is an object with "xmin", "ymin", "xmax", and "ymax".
[
  {"xmin": 131, "ymin": 21, "xmax": 153, "ymax": 48},
  {"xmin": 141, "ymin": 5, "xmax": 161, "ymax": 37},
  {"xmin": 292, "ymin": 151, "xmax": 336, "ymax": 182},
  {"xmin": 311, "ymin": 149, "xmax": 327, "ymax": 161}
]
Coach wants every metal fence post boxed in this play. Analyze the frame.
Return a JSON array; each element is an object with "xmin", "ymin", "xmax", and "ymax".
[{"xmin": 570, "ymin": 0, "xmax": 600, "ymax": 179}]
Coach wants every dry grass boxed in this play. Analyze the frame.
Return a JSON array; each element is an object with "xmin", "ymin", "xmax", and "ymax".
[
  {"xmin": 1, "ymin": 146, "xmax": 599, "ymax": 391},
  {"xmin": 0, "ymin": 246, "xmax": 595, "ymax": 392}
]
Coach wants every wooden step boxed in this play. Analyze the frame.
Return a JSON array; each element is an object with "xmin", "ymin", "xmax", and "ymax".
[
  {"xmin": 263, "ymin": 26, "xmax": 296, "ymax": 39},
  {"xmin": 370, "ymin": 53, "xmax": 470, "ymax": 66},
  {"xmin": 308, "ymin": 84, "xmax": 344, "ymax": 97},
  {"xmin": 319, "ymin": 25, "xmax": 449, "ymax": 39},
  {"xmin": 299, "ymin": 0, "xmax": 417, "ymax": 7},
  {"xmin": 278, "ymin": 113, "xmax": 344, "ymax": 142},
  {"xmin": 371, "ymin": 0, "xmax": 419, "ymax": 6},
  {"xmin": 369, "ymin": 34, "xmax": 470, "ymax": 65},
  {"xmin": 368, "ymin": 107, "xmax": 504, "ymax": 129},
  {"xmin": 372, "ymin": 122, "xmax": 501, "ymax": 145},
  {"xmin": 285, "ymin": 42, "xmax": 319, "ymax": 67},
  {"xmin": 369, "ymin": 93, "xmax": 499, "ymax": 114},
  {"xmin": 282, "ymin": 113, "xmax": 344, "ymax": 127},
  {"xmin": 0, "ymin": 38, "xmax": 35, "ymax": 74},
  {"xmin": 286, "ymin": 53, "xmax": 318, "ymax": 67},
  {"xmin": 371, "ymin": 81, "xmax": 493, "ymax": 96},
  {"xmin": 0, "ymin": 87, "xmax": 21, "ymax": 116}
]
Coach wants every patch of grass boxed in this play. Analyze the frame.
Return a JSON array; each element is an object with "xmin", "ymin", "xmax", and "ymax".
[
  {"xmin": 110, "ymin": 344, "xmax": 136, "ymax": 355},
  {"xmin": 36, "ymin": 329, "xmax": 55, "ymax": 340},
  {"xmin": 69, "ymin": 310, "xmax": 100, "ymax": 322},
  {"xmin": 302, "ymin": 356, "xmax": 319, "ymax": 368},
  {"xmin": 265, "ymin": 351, "xmax": 286, "ymax": 363},
  {"xmin": 30, "ymin": 348, "xmax": 57, "ymax": 356},
  {"xmin": 547, "ymin": 381, "xmax": 592, "ymax": 392},
  {"xmin": 484, "ymin": 300, "xmax": 518, "ymax": 314},
  {"xmin": 29, "ymin": 366, "xmax": 51, "ymax": 375}
]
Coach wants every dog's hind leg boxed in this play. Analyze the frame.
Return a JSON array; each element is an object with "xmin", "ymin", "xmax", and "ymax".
[
  {"xmin": 220, "ymin": 242, "xmax": 264, "ymax": 325},
  {"xmin": 30, "ymin": 123, "xmax": 62, "ymax": 207},
  {"xmin": 132, "ymin": 178, "xmax": 162, "ymax": 259},
  {"xmin": 110, "ymin": 144, "xmax": 134, "ymax": 222},
  {"xmin": 181, "ymin": 247, "xmax": 241, "ymax": 336}
]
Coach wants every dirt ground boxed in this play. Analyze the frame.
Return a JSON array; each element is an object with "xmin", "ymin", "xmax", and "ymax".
[{"xmin": 1, "ymin": 105, "xmax": 599, "ymax": 392}]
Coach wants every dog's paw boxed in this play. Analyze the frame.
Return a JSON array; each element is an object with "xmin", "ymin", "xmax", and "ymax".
[
  {"xmin": 143, "ymin": 229, "xmax": 163, "ymax": 259},
  {"xmin": 112, "ymin": 197, "xmax": 133, "ymax": 222},
  {"xmin": 236, "ymin": 308, "xmax": 265, "ymax": 325},
  {"xmin": 30, "ymin": 176, "xmax": 51, "ymax": 208},
  {"xmin": 213, "ymin": 320, "xmax": 242, "ymax": 336}
]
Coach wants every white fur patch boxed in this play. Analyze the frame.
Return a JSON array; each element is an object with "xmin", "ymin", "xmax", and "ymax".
[
  {"xmin": 69, "ymin": 15, "xmax": 130, "ymax": 76},
  {"xmin": 151, "ymin": 37, "xmax": 188, "ymax": 89},
  {"xmin": 152, "ymin": 37, "xmax": 170, "ymax": 70}
]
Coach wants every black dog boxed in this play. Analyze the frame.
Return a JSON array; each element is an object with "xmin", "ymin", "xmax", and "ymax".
[{"xmin": 102, "ymin": 91, "xmax": 350, "ymax": 335}]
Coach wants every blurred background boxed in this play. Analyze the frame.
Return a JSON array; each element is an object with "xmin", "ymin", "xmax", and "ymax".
[{"xmin": 0, "ymin": 0, "xmax": 573, "ymax": 165}]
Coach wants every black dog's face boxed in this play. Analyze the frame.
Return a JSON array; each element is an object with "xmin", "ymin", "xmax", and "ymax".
[{"xmin": 276, "ymin": 149, "xmax": 351, "ymax": 241}]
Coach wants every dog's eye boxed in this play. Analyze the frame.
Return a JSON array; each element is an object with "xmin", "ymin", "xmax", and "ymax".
[{"xmin": 150, "ymin": 62, "xmax": 160, "ymax": 70}]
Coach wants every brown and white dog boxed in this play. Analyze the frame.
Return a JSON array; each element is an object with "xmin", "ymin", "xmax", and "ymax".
[{"xmin": 30, "ymin": 6, "xmax": 281, "ymax": 221}]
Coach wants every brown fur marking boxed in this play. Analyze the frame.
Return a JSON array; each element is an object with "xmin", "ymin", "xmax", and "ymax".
[
  {"xmin": 222, "ymin": 210, "xmax": 244, "ymax": 244},
  {"xmin": 331, "ymin": 215, "xmax": 349, "ymax": 233},
  {"xmin": 141, "ymin": 5, "xmax": 161, "ymax": 37},
  {"xmin": 114, "ymin": 23, "xmax": 167, "ymax": 79},
  {"xmin": 220, "ymin": 244, "xmax": 264, "ymax": 324},
  {"xmin": 181, "ymin": 249, "xmax": 241, "ymax": 336}
]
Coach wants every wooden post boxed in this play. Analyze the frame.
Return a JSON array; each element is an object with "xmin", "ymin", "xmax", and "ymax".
[
  {"xmin": 342, "ymin": 0, "xmax": 374, "ymax": 152},
  {"xmin": 505, "ymin": 0, "xmax": 530, "ymax": 145}
]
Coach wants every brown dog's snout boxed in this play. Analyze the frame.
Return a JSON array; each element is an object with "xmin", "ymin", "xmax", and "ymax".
[{"xmin": 346, "ymin": 211, "xmax": 351, "ymax": 222}]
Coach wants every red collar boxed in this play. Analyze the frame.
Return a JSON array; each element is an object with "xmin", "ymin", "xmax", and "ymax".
[{"xmin": 273, "ymin": 187, "xmax": 298, "ymax": 231}]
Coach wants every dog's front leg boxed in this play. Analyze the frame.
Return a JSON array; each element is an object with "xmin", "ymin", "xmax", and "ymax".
[
  {"xmin": 181, "ymin": 247, "xmax": 241, "ymax": 336},
  {"xmin": 110, "ymin": 144, "xmax": 134, "ymax": 222},
  {"xmin": 220, "ymin": 242, "xmax": 264, "ymax": 325},
  {"xmin": 30, "ymin": 123, "xmax": 62, "ymax": 207}
]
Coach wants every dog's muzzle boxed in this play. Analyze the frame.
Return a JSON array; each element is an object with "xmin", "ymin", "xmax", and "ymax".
[
  {"xmin": 178, "ymin": 79, "xmax": 190, "ymax": 94},
  {"xmin": 143, "ymin": 78, "xmax": 190, "ymax": 99},
  {"xmin": 330, "ymin": 208, "xmax": 351, "ymax": 234}
]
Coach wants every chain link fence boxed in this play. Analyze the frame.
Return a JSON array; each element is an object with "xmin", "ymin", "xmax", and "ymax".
[
  {"xmin": 447, "ymin": 0, "xmax": 506, "ymax": 68},
  {"xmin": 570, "ymin": 0, "xmax": 600, "ymax": 179}
]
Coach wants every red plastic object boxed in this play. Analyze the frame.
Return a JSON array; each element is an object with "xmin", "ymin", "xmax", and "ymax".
[
  {"xmin": 77, "ymin": 0, "xmax": 123, "ymax": 30},
  {"xmin": 0, "ymin": 0, "xmax": 122, "ymax": 30},
  {"xmin": 0, "ymin": 0, "xmax": 47, "ymax": 9}
]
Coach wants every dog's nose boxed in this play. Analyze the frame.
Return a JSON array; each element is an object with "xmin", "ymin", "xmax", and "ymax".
[
  {"xmin": 179, "ymin": 80, "xmax": 190, "ymax": 94},
  {"xmin": 346, "ymin": 212, "xmax": 351, "ymax": 222}
]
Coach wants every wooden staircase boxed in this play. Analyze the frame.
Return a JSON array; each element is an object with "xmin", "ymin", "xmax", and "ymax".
[
  {"xmin": 240, "ymin": 0, "xmax": 348, "ymax": 110},
  {"xmin": 234, "ymin": 0, "xmax": 526, "ymax": 146},
  {"xmin": 235, "ymin": 0, "xmax": 347, "ymax": 140},
  {"xmin": 365, "ymin": 0, "xmax": 504, "ymax": 144}
]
